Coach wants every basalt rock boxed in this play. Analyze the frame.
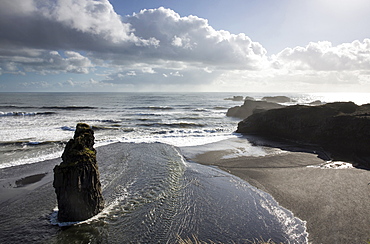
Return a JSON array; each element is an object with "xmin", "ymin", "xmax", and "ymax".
[
  {"xmin": 53, "ymin": 123, "xmax": 104, "ymax": 222},
  {"xmin": 226, "ymin": 99, "xmax": 285, "ymax": 119},
  {"xmin": 236, "ymin": 102, "xmax": 370, "ymax": 168}
]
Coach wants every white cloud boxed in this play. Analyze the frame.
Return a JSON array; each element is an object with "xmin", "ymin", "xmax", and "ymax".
[
  {"xmin": 171, "ymin": 36, "xmax": 183, "ymax": 47},
  {"xmin": 169, "ymin": 71, "xmax": 183, "ymax": 77},
  {"xmin": 275, "ymin": 39, "xmax": 370, "ymax": 71},
  {"xmin": 142, "ymin": 67, "xmax": 156, "ymax": 74},
  {"xmin": 126, "ymin": 71, "xmax": 136, "ymax": 76},
  {"xmin": 45, "ymin": 0, "xmax": 134, "ymax": 43},
  {"xmin": 21, "ymin": 81, "xmax": 51, "ymax": 88},
  {"xmin": 89, "ymin": 78, "xmax": 99, "ymax": 84},
  {"xmin": 0, "ymin": 1, "xmax": 369, "ymax": 92},
  {"xmin": 171, "ymin": 35, "xmax": 193, "ymax": 49},
  {"xmin": 66, "ymin": 78, "xmax": 75, "ymax": 86},
  {"xmin": 125, "ymin": 7, "xmax": 268, "ymax": 69},
  {"xmin": 203, "ymin": 67, "xmax": 213, "ymax": 73}
]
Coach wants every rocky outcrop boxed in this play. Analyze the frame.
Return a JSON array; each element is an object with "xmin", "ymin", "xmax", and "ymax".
[
  {"xmin": 227, "ymin": 99, "xmax": 284, "ymax": 119},
  {"xmin": 309, "ymin": 100, "xmax": 324, "ymax": 106},
  {"xmin": 224, "ymin": 96, "xmax": 244, "ymax": 101},
  {"xmin": 53, "ymin": 123, "xmax": 104, "ymax": 222},
  {"xmin": 261, "ymin": 96, "xmax": 295, "ymax": 103},
  {"xmin": 236, "ymin": 102, "xmax": 370, "ymax": 168}
]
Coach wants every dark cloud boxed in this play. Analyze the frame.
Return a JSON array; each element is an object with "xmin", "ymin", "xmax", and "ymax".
[{"xmin": 0, "ymin": 1, "xmax": 268, "ymax": 74}]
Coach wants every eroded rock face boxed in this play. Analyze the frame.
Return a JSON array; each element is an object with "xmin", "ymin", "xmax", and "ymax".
[
  {"xmin": 53, "ymin": 123, "xmax": 104, "ymax": 222},
  {"xmin": 236, "ymin": 102, "xmax": 370, "ymax": 168}
]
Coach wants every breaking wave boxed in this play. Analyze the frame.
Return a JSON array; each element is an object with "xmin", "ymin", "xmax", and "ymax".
[{"xmin": 0, "ymin": 111, "xmax": 56, "ymax": 117}]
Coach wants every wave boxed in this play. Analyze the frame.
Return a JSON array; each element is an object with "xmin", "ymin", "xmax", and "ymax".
[
  {"xmin": 150, "ymin": 128, "xmax": 225, "ymax": 135},
  {"xmin": 136, "ymin": 118, "xmax": 161, "ymax": 122},
  {"xmin": 0, "ymin": 140, "xmax": 65, "ymax": 147},
  {"xmin": 0, "ymin": 105, "xmax": 97, "ymax": 111},
  {"xmin": 130, "ymin": 106, "xmax": 175, "ymax": 110},
  {"xmin": 139, "ymin": 122, "xmax": 205, "ymax": 128},
  {"xmin": 0, "ymin": 111, "xmax": 56, "ymax": 117},
  {"xmin": 78, "ymin": 119, "xmax": 122, "ymax": 124},
  {"xmin": 131, "ymin": 113, "xmax": 162, "ymax": 116},
  {"xmin": 0, "ymin": 105, "xmax": 35, "ymax": 109},
  {"xmin": 177, "ymin": 116, "xmax": 203, "ymax": 121},
  {"xmin": 0, "ymin": 151, "xmax": 62, "ymax": 169},
  {"xmin": 213, "ymin": 106, "xmax": 228, "ymax": 110},
  {"xmin": 42, "ymin": 106, "xmax": 97, "ymax": 110},
  {"xmin": 192, "ymin": 108, "xmax": 209, "ymax": 112},
  {"xmin": 61, "ymin": 126, "xmax": 75, "ymax": 131},
  {"xmin": 91, "ymin": 126, "xmax": 121, "ymax": 131}
]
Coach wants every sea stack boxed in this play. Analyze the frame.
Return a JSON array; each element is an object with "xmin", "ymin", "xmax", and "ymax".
[{"xmin": 53, "ymin": 123, "xmax": 104, "ymax": 222}]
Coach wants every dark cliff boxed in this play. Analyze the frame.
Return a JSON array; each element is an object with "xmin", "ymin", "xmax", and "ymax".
[{"xmin": 236, "ymin": 102, "xmax": 370, "ymax": 168}]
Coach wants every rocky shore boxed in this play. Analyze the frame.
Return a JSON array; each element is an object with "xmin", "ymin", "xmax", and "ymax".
[
  {"xmin": 236, "ymin": 102, "xmax": 370, "ymax": 169},
  {"xmin": 226, "ymin": 98, "xmax": 284, "ymax": 119},
  {"xmin": 183, "ymin": 137, "xmax": 370, "ymax": 244}
]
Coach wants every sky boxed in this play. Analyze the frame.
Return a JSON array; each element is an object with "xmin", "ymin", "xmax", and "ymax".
[{"xmin": 0, "ymin": 0, "xmax": 370, "ymax": 93}]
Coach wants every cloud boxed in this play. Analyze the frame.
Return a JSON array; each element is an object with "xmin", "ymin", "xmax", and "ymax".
[
  {"xmin": 0, "ymin": 1, "xmax": 369, "ymax": 92},
  {"xmin": 21, "ymin": 80, "xmax": 52, "ymax": 88},
  {"xmin": 66, "ymin": 78, "xmax": 75, "ymax": 86},
  {"xmin": 0, "ymin": 49, "xmax": 94, "ymax": 75},
  {"xmin": 0, "ymin": 0, "xmax": 151, "ymax": 54},
  {"xmin": 123, "ymin": 7, "xmax": 268, "ymax": 69},
  {"xmin": 142, "ymin": 67, "xmax": 156, "ymax": 74},
  {"xmin": 0, "ymin": 2, "xmax": 268, "ymax": 73},
  {"xmin": 103, "ymin": 65, "xmax": 222, "ymax": 89},
  {"xmin": 274, "ymin": 39, "xmax": 370, "ymax": 71},
  {"xmin": 47, "ymin": 0, "xmax": 132, "ymax": 43},
  {"xmin": 126, "ymin": 71, "xmax": 136, "ymax": 76}
]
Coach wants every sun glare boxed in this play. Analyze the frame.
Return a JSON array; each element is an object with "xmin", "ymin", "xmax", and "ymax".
[{"xmin": 315, "ymin": 0, "xmax": 370, "ymax": 14}]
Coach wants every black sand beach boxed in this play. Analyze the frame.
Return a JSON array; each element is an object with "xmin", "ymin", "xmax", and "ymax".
[
  {"xmin": 0, "ymin": 142, "xmax": 309, "ymax": 244},
  {"xmin": 182, "ymin": 137, "xmax": 370, "ymax": 244}
]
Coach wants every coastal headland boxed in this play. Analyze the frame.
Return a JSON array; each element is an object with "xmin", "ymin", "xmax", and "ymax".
[
  {"xmin": 236, "ymin": 101, "xmax": 370, "ymax": 169},
  {"xmin": 197, "ymin": 97, "xmax": 370, "ymax": 243}
]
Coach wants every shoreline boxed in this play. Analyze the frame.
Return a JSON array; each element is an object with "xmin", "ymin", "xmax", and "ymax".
[
  {"xmin": 181, "ymin": 137, "xmax": 370, "ymax": 244},
  {"xmin": 1, "ymin": 140, "xmax": 369, "ymax": 243}
]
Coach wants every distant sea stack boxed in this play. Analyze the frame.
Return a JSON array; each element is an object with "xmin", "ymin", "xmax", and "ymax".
[
  {"xmin": 227, "ymin": 99, "xmax": 285, "ymax": 119},
  {"xmin": 236, "ymin": 102, "xmax": 370, "ymax": 168},
  {"xmin": 53, "ymin": 123, "xmax": 104, "ymax": 222},
  {"xmin": 261, "ymin": 95, "xmax": 295, "ymax": 103}
]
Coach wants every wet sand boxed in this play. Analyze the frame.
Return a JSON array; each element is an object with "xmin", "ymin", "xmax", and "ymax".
[
  {"xmin": 15, "ymin": 173, "xmax": 48, "ymax": 187},
  {"xmin": 0, "ymin": 159, "xmax": 57, "ymax": 204},
  {"xmin": 182, "ymin": 138, "xmax": 370, "ymax": 244},
  {"xmin": 1, "ymin": 140, "xmax": 369, "ymax": 243}
]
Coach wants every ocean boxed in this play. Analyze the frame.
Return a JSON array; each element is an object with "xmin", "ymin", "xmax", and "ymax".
[{"xmin": 0, "ymin": 92, "xmax": 369, "ymax": 243}]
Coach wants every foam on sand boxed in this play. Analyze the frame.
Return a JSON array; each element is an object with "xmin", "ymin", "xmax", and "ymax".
[{"xmin": 307, "ymin": 161, "xmax": 354, "ymax": 169}]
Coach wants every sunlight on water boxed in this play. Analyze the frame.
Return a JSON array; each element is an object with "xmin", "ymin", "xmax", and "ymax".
[{"xmin": 308, "ymin": 92, "xmax": 370, "ymax": 105}]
